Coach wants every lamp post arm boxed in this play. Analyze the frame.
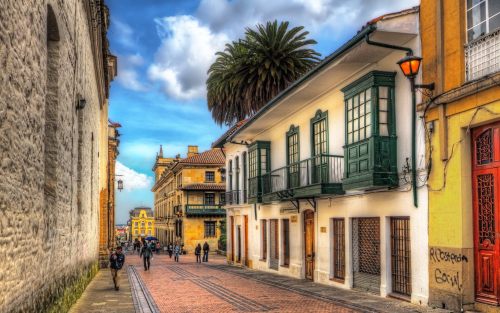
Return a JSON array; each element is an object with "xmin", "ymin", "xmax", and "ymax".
[
  {"xmin": 410, "ymin": 77, "xmax": 418, "ymax": 208},
  {"xmin": 414, "ymin": 83, "xmax": 435, "ymax": 91}
]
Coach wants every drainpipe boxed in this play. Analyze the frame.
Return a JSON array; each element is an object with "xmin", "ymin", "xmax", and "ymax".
[{"xmin": 364, "ymin": 35, "xmax": 418, "ymax": 207}]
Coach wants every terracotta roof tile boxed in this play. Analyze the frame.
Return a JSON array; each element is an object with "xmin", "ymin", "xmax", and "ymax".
[
  {"xmin": 179, "ymin": 148, "xmax": 225, "ymax": 165},
  {"xmin": 180, "ymin": 183, "xmax": 226, "ymax": 191},
  {"xmin": 212, "ymin": 119, "xmax": 248, "ymax": 148}
]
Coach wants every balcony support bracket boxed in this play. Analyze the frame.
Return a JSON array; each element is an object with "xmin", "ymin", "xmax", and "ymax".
[
  {"xmin": 285, "ymin": 199, "xmax": 300, "ymax": 213},
  {"xmin": 306, "ymin": 198, "xmax": 317, "ymax": 212}
]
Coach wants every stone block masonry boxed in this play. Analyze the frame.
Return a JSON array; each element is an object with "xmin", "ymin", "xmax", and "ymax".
[{"xmin": 0, "ymin": 1, "xmax": 116, "ymax": 312}]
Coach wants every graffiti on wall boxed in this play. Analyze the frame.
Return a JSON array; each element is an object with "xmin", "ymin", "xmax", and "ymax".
[
  {"xmin": 430, "ymin": 247, "xmax": 468, "ymax": 264},
  {"xmin": 429, "ymin": 247, "xmax": 469, "ymax": 292}
]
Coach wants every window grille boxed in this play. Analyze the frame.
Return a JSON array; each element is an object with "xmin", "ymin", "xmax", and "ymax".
[
  {"xmin": 466, "ymin": 0, "xmax": 500, "ymax": 80},
  {"xmin": 390, "ymin": 217, "xmax": 411, "ymax": 296},
  {"xmin": 332, "ymin": 218, "xmax": 345, "ymax": 281}
]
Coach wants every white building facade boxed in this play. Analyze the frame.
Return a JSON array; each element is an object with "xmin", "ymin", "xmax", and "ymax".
[{"xmin": 218, "ymin": 8, "xmax": 429, "ymax": 305}]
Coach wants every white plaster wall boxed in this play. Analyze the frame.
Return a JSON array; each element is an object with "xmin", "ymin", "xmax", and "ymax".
[
  {"xmin": 315, "ymin": 188, "xmax": 429, "ymax": 305},
  {"xmin": 223, "ymin": 19, "xmax": 429, "ymax": 306}
]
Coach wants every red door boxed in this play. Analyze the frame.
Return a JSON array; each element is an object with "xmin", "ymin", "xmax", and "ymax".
[{"xmin": 472, "ymin": 122, "xmax": 500, "ymax": 305}]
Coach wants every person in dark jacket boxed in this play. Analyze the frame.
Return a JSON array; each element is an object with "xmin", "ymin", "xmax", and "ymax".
[
  {"xmin": 140, "ymin": 242, "xmax": 153, "ymax": 271},
  {"xmin": 109, "ymin": 246, "xmax": 125, "ymax": 291},
  {"xmin": 167, "ymin": 242, "xmax": 173, "ymax": 258},
  {"xmin": 202, "ymin": 241, "xmax": 210, "ymax": 262},
  {"xmin": 195, "ymin": 243, "xmax": 202, "ymax": 263}
]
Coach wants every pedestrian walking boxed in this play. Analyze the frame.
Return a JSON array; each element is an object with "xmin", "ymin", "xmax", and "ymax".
[
  {"xmin": 140, "ymin": 241, "xmax": 153, "ymax": 271},
  {"xmin": 168, "ymin": 242, "xmax": 173, "ymax": 258},
  {"xmin": 203, "ymin": 241, "xmax": 210, "ymax": 262},
  {"xmin": 174, "ymin": 243, "xmax": 181, "ymax": 262},
  {"xmin": 134, "ymin": 239, "xmax": 140, "ymax": 254},
  {"xmin": 195, "ymin": 243, "xmax": 202, "ymax": 263},
  {"xmin": 109, "ymin": 246, "xmax": 125, "ymax": 291},
  {"xmin": 156, "ymin": 242, "xmax": 161, "ymax": 254}
]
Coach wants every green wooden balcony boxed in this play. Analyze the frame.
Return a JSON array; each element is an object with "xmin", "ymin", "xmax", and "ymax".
[
  {"xmin": 260, "ymin": 155, "xmax": 344, "ymax": 203},
  {"xmin": 342, "ymin": 136, "xmax": 398, "ymax": 190},
  {"xmin": 185, "ymin": 204, "xmax": 225, "ymax": 217}
]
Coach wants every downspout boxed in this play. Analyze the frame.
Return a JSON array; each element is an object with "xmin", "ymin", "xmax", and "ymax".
[{"xmin": 364, "ymin": 34, "xmax": 418, "ymax": 207}]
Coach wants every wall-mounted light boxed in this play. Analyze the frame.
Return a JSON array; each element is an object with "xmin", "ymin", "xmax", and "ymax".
[
  {"xmin": 397, "ymin": 54, "xmax": 435, "ymax": 208},
  {"xmin": 116, "ymin": 174, "xmax": 124, "ymax": 192}
]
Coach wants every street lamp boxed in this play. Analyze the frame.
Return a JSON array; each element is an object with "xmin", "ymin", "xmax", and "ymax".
[
  {"xmin": 397, "ymin": 54, "xmax": 434, "ymax": 208},
  {"xmin": 116, "ymin": 174, "xmax": 124, "ymax": 192}
]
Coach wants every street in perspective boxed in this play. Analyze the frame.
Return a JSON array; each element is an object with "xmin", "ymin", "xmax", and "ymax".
[{"xmin": 1, "ymin": 0, "xmax": 500, "ymax": 313}]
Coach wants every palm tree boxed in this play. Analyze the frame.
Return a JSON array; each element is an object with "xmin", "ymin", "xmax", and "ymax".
[{"xmin": 207, "ymin": 20, "xmax": 321, "ymax": 126}]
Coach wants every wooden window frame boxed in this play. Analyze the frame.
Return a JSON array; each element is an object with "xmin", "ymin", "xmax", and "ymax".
[
  {"xmin": 204, "ymin": 192, "xmax": 215, "ymax": 205},
  {"xmin": 205, "ymin": 171, "xmax": 215, "ymax": 183},
  {"xmin": 310, "ymin": 110, "xmax": 329, "ymax": 157},
  {"xmin": 332, "ymin": 218, "xmax": 346, "ymax": 282},
  {"xmin": 204, "ymin": 221, "xmax": 216, "ymax": 238}
]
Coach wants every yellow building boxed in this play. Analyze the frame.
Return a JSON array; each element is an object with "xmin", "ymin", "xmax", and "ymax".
[
  {"xmin": 421, "ymin": 1, "xmax": 500, "ymax": 311},
  {"xmin": 129, "ymin": 207, "xmax": 155, "ymax": 242},
  {"xmin": 151, "ymin": 146, "xmax": 177, "ymax": 246},
  {"xmin": 152, "ymin": 146, "xmax": 226, "ymax": 253}
]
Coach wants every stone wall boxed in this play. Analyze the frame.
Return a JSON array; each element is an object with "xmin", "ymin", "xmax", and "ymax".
[{"xmin": 0, "ymin": 1, "xmax": 114, "ymax": 312}]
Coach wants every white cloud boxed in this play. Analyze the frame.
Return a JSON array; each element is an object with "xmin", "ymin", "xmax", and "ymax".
[
  {"xmin": 148, "ymin": 15, "xmax": 229, "ymax": 100},
  {"xmin": 115, "ymin": 161, "xmax": 153, "ymax": 191},
  {"xmin": 112, "ymin": 19, "xmax": 136, "ymax": 48},
  {"xmin": 145, "ymin": 0, "xmax": 418, "ymax": 101},
  {"xmin": 116, "ymin": 54, "xmax": 149, "ymax": 92}
]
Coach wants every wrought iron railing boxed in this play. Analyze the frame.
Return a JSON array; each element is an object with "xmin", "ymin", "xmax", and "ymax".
[
  {"xmin": 261, "ymin": 154, "xmax": 344, "ymax": 195},
  {"xmin": 225, "ymin": 190, "xmax": 246, "ymax": 205},
  {"xmin": 465, "ymin": 28, "xmax": 500, "ymax": 81},
  {"xmin": 185, "ymin": 204, "xmax": 225, "ymax": 217}
]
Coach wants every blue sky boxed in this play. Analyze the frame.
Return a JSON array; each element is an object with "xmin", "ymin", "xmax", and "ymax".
[{"xmin": 107, "ymin": 0, "xmax": 418, "ymax": 224}]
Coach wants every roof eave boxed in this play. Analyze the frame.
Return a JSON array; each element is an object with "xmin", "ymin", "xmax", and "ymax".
[{"xmin": 227, "ymin": 24, "xmax": 377, "ymax": 142}]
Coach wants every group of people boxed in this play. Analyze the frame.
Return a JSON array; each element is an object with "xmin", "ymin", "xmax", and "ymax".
[
  {"xmin": 107, "ymin": 240, "xmax": 212, "ymax": 291},
  {"xmin": 194, "ymin": 242, "xmax": 210, "ymax": 263}
]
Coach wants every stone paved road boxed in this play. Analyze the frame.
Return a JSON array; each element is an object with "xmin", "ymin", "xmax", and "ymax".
[
  {"xmin": 126, "ymin": 253, "xmax": 449, "ymax": 313},
  {"xmin": 71, "ymin": 253, "xmax": 450, "ymax": 313}
]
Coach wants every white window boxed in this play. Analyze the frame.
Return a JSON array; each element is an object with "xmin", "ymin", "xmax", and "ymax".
[{"xmin": 467, "ymin": 0, "xmax": 500, "ymax": 42}]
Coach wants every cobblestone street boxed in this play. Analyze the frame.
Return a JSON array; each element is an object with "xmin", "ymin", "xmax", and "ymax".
[{"xmin": 71, "ymin": 253, "xmax": 449, "ymax": 313}]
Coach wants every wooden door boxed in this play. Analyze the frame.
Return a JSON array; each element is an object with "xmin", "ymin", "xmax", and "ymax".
[
  {"xmin": 237, "ymin": 225, "xmax": 241, "ymax": 263},
  {"xmin": 230, "ymin": 216, "xmax": 235, "ymax": 262},
  {"xmin": 304, "ymin": 210, "xmax": 315, "ymax": 280},
  {"xmin": 282, "ymin": 219, "xmax": 290, "ymax": 266},
  {"xmin": 244, "ymin": 215, "xmax": 249, "ymax": 266},
  {"xmin": 270, "ymin": 219, "xmax": 279, "ymax": 270},
  {"xmin": 472, "ymin": 123, "xmax": 500, "ymax": 305}
]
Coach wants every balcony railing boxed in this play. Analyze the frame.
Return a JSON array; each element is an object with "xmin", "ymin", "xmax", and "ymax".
[
  {"xmin": 262, "ymin": 154, "xmax": 344, "ymax": 196},
  {"xmin": 466, "ymin": 28, "xmax": 500, "ymax": 81},
  {"xmin": 185, "ymin": 204, "xmax": 225, "ymax": 217},
  {"xmin": 225, "ymin": 190, "xmax": 247, "ymax": 205}
]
